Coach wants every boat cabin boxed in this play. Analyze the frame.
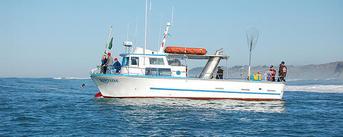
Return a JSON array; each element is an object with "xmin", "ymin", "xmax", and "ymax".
[{"xmin": 119, "ymin": 47, "xmax": 187, "ymax": 77}]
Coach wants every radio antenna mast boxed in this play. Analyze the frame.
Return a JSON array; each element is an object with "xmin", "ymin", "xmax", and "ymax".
[
  {"xmin": 144, "ymin": 0, "xmax": 149, "ymax": 55},
  {"xmin": 171, "ymin": 6, "xmax": 174, "ymax": 25},
  {"xmin": 158, "ymin": 7, "xmax": 174, "ymax": 53}
]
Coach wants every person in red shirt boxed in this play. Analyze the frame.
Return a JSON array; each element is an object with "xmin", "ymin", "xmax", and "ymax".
[{"xmin": 268, "ymin": 65, "xmax": 276, "ymax": 81}]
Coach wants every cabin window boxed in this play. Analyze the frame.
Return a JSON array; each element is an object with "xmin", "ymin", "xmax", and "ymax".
[
  {"xmin": 122, "ymin": 57, "xmax": 129, "ymax": 66},
  {"xmin": 168, "ymin": 58, "xmax": 182, "ymax": 66},
  {"xmin": 159, "ymin": 68, "xmax": 172, "ymax": 76},
  {"xmin": 145, "ymin": 68, "xmax": 158, "ymax": 75},
  {"xmin": 131, "ymin": 57, "xmax": 139, "ymax": 66},
  {"xmin": 149, "ymin": 57, "xmax": 164, "ymax": 65},
  {"xmin": 145, "ymin": 68, "xmax": 171, "ymax": 76}
]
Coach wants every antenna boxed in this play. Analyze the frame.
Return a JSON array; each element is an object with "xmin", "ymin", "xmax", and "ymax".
[
  {"xmin": 171, "ymin": 6, "xmax": 174, "ymax": 25},
  {"xmin": 159, "ymin": 22, "xmax": 171, "ymax": 53},
  {"xmin": 246, "ymin": 27, "xmax": 259, "ymax": 80},
  {"xmin": 144, "ymin": 0, "xmax": 148, "ymax": 55},
  {"xmin": 149, "ymin": 0, "xmax": 152, "ymax": 11},
  {"xmin": 158, "ymin": 7, "xmax": 174, "ymax": 53},
  {"xmin": 133, "ymin": 17, "xmax": 138, "ymax": 46},
  {"xmin": 126, "ymin": 23, "xmax": 130, "ymax": 41},
  {"xmin": 123, "ymin": 23, "xmax": 133, "ymax": 54},
  {"xmin": 156, "ymin": 14, "xmax": 164, "ymax": 50}
]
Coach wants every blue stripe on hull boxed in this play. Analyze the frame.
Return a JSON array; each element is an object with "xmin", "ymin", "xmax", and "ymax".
[{"xmin": 150, "ymin": 87, "xmax": 281, "ymax": 95}]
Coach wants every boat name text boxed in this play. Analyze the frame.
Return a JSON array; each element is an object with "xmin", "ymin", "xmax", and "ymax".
[{"xmin": 98, "ymin": 78, "xmax": 119, "ymax": 83}]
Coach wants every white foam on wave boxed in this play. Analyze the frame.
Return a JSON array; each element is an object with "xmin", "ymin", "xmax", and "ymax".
[
  {"xmin": 286, "ymin": 79, "xmax": 304, "ymax": 82},
  {"xmin": 286, "ymin": 85, "xmax": 343, "ymax": 93},
  {"xmin": 52, "ymin": 77, "xmax": 90, "ymax": 80}
]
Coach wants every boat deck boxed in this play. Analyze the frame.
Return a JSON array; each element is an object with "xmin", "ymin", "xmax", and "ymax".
[{"xmin": 90, "ymin": 73, "xmax": 285, "ymax": 85}]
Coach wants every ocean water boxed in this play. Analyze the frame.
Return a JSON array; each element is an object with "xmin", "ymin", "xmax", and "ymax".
[{"xmin": 1, "ymin": 78, "xmax": 343, "ymax": 136}]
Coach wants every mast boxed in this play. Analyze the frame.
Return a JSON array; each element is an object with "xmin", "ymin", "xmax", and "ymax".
[
  {"xmin": 159, "ymin": 22, "xmax": 171, "ymax": 53},
  {"xmin": 159, "ymin": 7, "xmax": 174, "ymax": 53},
  {"xmin": 144, "ymin": 0, "xmax": 148, "ymax": 55},
  {"xmin": 171, "ymin": 6, "xmax": 174, "ymax": 24}
]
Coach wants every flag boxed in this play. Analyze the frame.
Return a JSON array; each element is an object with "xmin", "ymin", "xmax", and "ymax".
[{"xmin": 108, "ymin": 37, "xmax": 113, "ymax": 50}]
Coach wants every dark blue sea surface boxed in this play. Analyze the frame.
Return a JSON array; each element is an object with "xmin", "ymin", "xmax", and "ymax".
[{"xmin": 1, "ymin": 78, "xmax": 343, "ymax": 136}]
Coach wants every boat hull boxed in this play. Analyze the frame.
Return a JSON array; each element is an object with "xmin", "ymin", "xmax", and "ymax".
[{"xmin": 91, "ymin": 74, "xmax": 285, "ymax": 100}]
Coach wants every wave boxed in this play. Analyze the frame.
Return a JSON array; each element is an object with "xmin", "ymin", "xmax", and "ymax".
[
  {"xmin": 286, "ymin": 79, "xmax": 305, "ymax": 82},
  {"xmin": 97, "ymin": 98, "xmax": 285, "ymax": 113},
  {"xmin": 52, "ymin": 77, "xmax": 90, "ymax": 80},
  {"xmin": 286, "ymin": 85, "xmax": 343, "ymax": 93}
]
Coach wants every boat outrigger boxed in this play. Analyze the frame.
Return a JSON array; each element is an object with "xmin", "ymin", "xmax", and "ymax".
[{"xmin": 90, "ymin": 2, "xmax": 285, "ymax": 100}]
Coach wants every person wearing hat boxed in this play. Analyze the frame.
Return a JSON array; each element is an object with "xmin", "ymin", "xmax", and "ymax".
[
  {"xmin": 278, "ymin": 61, "xmax": 287, "ymax": 82},
  {"xmin": 112, "ymin": 57, "xmax": 121, "ymax": 73}
]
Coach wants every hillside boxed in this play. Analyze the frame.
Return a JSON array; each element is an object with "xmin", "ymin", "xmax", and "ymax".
[{"xmin": 188, "ymin": 61, "xmax": 343, "ymax": 80}]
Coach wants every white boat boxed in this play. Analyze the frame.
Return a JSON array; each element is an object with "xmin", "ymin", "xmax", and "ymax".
[
  {"xmin": 90, "ymin": 1, "xmax": 285, "ymax": 100},
  {"xmin": 90, "ymin": 46, "xmax": 285, "ymax": 100}
]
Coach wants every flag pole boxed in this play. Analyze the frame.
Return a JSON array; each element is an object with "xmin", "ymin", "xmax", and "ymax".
[{"xmin": 105, "ymin": 26, "xmax": 113, "ymax": 52}]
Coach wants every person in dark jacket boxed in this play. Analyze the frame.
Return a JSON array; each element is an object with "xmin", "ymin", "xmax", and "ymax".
[
  {"xmin": 278, "ymin": 61, "xmax": 287, "ymax": 82},
  {"xmin": 101, "ymin": 54, "xmax": 108, "ymax": 74},
  {"xmin": 216, "ymin": 66, "xmax": 224, "ymax": 79},
  {"xmin": 112, "ymin": 58, "xmax": 121, "ymax": 73}
]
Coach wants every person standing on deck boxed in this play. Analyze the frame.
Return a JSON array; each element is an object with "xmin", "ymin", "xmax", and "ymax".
[
  {"xmin": 216, "ymin": 66, "xmax": 224, "ymax": 79},
  {"xmin": 106, "ymin": 52, "xmax": 113, "ymax": 68},
  {"xmin": 101, "ymin": 54, "xmax": 108, "ymax": 74},
  {"xmin": 112, "ymin": 58, "xmax": 121, "ymax": 73},
  {"xmin": 268, "ymin": 65, "xmax": 276, "ymax": 81},
  {"xmin": 278, "ymin": 61, "xmax": 287, "ymax": 82}
]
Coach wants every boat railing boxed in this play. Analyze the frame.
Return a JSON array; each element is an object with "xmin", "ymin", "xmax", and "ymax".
[
  {"xmin": 195, "ymin": 71, "xmax": 285, "ymax": 82},
  {"xmin": 90, "ymin": 65, "xmax": 121, "ymax": 75},
  {"xmin": 90, "ymin": 66, "xmax": 101, "ymax": 74},
  {"xmin": 91, "ymin": 65, "xmax": 286, "ymax": 83}
]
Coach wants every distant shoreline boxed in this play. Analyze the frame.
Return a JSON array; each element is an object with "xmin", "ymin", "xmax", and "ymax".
[{"xmin": 1, "ymin": 61, "xmax": 342, "ymax": 79}]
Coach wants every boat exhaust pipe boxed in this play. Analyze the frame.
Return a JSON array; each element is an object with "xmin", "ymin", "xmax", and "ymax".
[{"xmin": 199, "ymin": 48, "xmax": 224, "ymax": 79}]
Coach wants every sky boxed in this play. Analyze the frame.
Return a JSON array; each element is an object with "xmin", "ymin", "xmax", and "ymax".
[{"xmin": 1, "ymin": 0, "xmax": 343, "ymax": 77}]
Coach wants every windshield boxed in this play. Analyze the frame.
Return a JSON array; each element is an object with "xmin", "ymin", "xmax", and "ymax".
[{"xmin": 122, "ymin": 57, "xmax": 129, "ymax": 66}]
